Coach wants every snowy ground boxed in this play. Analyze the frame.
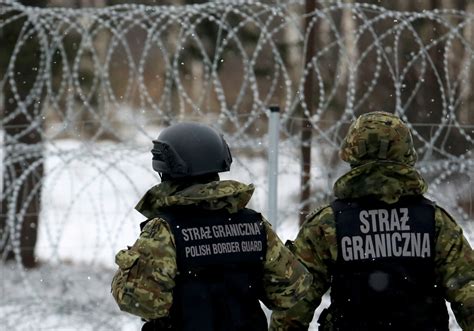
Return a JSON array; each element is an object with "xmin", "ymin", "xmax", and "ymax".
[{"xmin": 1, "ymin": 138, "xmax": 472, "ymax": 330}]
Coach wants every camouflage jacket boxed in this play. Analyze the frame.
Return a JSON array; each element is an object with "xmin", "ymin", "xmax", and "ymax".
[
  {"xmin": 111, "ymin": 179, "xmax": 312, "ymax": 321},
  {"xmin": 270, "ymin": 162, "xmax": 474, "ymax": 331}
]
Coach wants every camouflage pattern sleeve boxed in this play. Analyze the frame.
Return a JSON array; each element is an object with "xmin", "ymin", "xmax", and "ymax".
[
  {"xmin": 261, "ymin": 219, "xmax": 313, "ymax": 311},
  {"xmin": 270, "ymin": 206, "xmax": 337, "ymax": 330},
  {"xmin": 111, "ymin": 218, "xmax": 177, "ymax": 320},
  {"xmin": 434, "ymin": 207, "xmax": 474, "ymax": 331}
]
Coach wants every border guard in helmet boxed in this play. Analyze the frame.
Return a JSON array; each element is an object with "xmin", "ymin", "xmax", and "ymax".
[
  {"xmin": 270, "ymin": 112, "xmax": 473, "ymax": 331},
  {"xmin": 111, "ymin": 122, "xmax": 312, "ymax": 331}
]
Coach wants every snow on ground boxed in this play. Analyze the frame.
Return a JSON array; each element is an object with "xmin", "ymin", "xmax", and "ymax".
[{"xmin": 1, "ymin": 138, "xmax": 471, "ymax": 330}]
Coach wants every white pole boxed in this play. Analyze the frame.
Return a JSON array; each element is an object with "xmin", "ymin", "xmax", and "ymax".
[{"xmin": 267, "ymin": 106, "xmax": 280, "ymax": 228}]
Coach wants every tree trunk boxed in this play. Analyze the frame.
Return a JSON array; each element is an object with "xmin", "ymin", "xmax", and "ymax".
[
  {"xmin": 300, "ymin": 0, "xmax": 319, "ymax": 225},
  {"xmin": 0, "ymin": 1, "xmax": 46, "ymax": 268}
]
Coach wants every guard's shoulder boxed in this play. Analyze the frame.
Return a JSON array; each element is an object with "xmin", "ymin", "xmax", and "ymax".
[
  {"xmin": 433, "ymin": 205, "xmax": 462, "ymax": 230},
  {"xmin": 140, "ymin": 217, "xmax": 173, "ymax": 238},
  {"xmin": 434, "ymin": 205, "xmax": 455, "ymax": 219},
  {"xmin": 304, "ymin": 204, "xmax": 333, "ymax": 225}
]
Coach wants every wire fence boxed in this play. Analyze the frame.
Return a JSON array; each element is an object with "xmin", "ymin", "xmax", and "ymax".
[{"xmin": 0, "ymin": 0, "xmax": 472, "ymax": 329}]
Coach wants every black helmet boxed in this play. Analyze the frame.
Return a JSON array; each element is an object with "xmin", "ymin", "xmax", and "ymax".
[{"xmin": 151, "ymin": 122, "xmax": 232, "ymax": 178}]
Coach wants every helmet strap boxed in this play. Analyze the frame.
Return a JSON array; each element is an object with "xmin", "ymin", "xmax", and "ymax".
[
  {"xmin": 357, "ymin": 140, "xmax": 367, "ymax": 157},
  {"xmin": 378, "ymin": 139, "xmax": 389, "ymax": 159}
]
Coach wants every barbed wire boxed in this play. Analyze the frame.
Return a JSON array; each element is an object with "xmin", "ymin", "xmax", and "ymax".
[{"xmin": 0, "ymin": 1, "xmax": 472, "ymax": 330}]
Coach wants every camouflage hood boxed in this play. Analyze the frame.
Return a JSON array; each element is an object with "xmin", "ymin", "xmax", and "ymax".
[
  {"xmin": 135, "ymin": 180, "xmax": 255, "ymax": 218},
  {"xmin": 333, "ymin": 161, "xmax": 428, "ymax": 204},
  {"xmin": 340, "ymin": 111, "xmax": 418, "ymax": 167}
]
